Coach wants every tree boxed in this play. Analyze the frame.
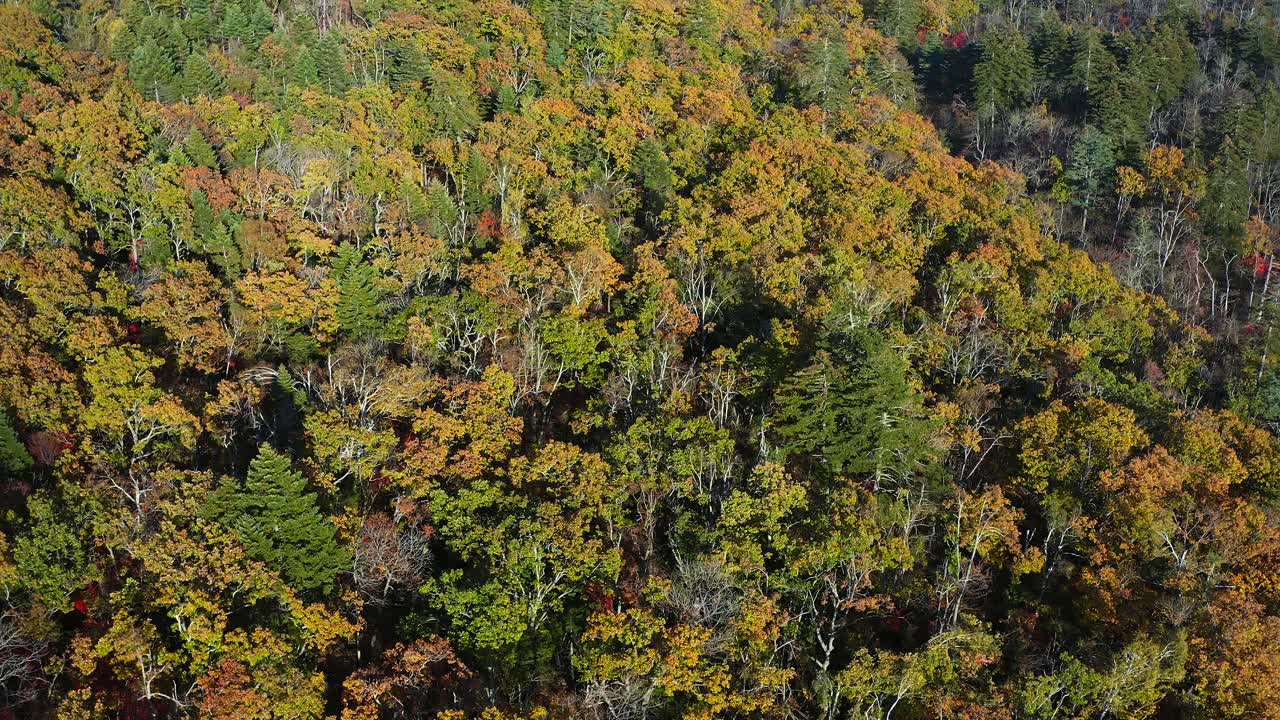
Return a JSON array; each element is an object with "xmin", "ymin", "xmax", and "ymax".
[
  {"xmin": 798, "ymin": 31, "xmax": 852, "ymax": 113},
  {"xmin": 202, "ymin": 445, "xmax": 348, "ymax": 596},
  {"xmin": 773, "ymin": 331, "xmax": 937, "ymax": 487},
  {"xmin": 181, "ymin": 52, "xmax": 223, "ymax": 98},
  {"xmin": 972, "ymin": 26, "xmax": 1032, "ymax": 119},
  {"xmin": 313, "ymin": 34, "xmax": 350, "ymax": 93},
  {"xmin": 1063, "ymin": 125, "xmax": 1115, "ymax": 240},
  {"xmin": 0, "ymin": 412, "xmax": 31, "ymax": 472},
  {"xmin": 333, "ymin": 243, "xmax": 388, "ymax": 339},
  {"xmin": 130, "ymin": 41, "xmax": 175, "ymax": 102}
]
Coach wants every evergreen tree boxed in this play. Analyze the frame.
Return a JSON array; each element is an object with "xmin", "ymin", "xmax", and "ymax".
[
  {"xmin": 463, "ymin": 150, "xmax": 491, "ymax": 216},
  {"xmin": 247, "ymin": 0, "xmax": 273, "ymax": 47},
  {"xmin": 109, "ymin": 22, "xmax": 138, "ymax": 62},
  {"xmin": 1064, "ymin": 125, "xmax": 1115, "ymax": 239},
  {"xmin": 632, "ymin": 137, "xmax": 673, "ymax": 195},
  {"xmin": 774, "ymin": 331, "xmax": 936, "ymax": 481},
  {"xmin": 1202, "ymin": 139, "xmax": 1250, "ymax": 251},
  {"xmin": 183, "ymin": 127, "xmax": 220, "ymax": 169},
  {"xmin": 1030, "ymin": 12, "xmax": 1073, "ymax": 107},
  {"xmin": 424, "ymin": 177, "xmax": 460, "ymax": 242},
  {"xmin": 202, "ymin": 445, "xmax": 348, "ymax": 596},
  {"xmin": 495, "ymin": 84, "xmax": 519, "ymax": 115},
  {"xmin": 1068, "ymin": 29, "xmax": 1119, "ymax": 124},
  {"xmin": 0, "ymin": 412, "xmax": 31, "ymax": 473},
  {"xmin": 972, "ymin": 27, "xmax": 1033, "ymax": 119},
  {"xmin": 313, "ymin": 34, "xmax": 350, "ymax": 93},
  {"xmin": 389, "ymin": 41, "xmax": 429, "ymax": 89},
  {"xmin": 130, "ymin": 41, "xmax": 175, "ymax": 102},
  {"xmin": 184, "ymin": 0, "xmax": 214, "ymax": 43},
  {"xmin": 181, "ymin": 51, "xmax": 223, "ymax": 97},
  {"xmin": 191, "ymin": 188, "xmax": 216, "ymax": 241},
  {"xmin": 292, "ymin": 46, "xmax": 319, "ymax": 86},
  {"xmin": 429, "ymin": 70, "xmax": 481, "ymax": 137},
  {"xmin": 798, "ymin": 31, "xmax": 852, "ymax": 113},
  {"xmin": 333, "ymin": 244, "xmax": 387, "ymax": 339},
  {"xmin": 219, "ymin": 3, "xmax": 250, "ymax": 46}
]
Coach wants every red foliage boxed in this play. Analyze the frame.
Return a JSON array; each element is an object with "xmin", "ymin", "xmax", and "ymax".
[
  {"xmin": 585, "ymin": 582, "xmax": 616, "ymax": 614},
  {"xmin": 476, "ymin": 208, "xmax": 502, "ymax": 239},
  {"xmin": 26, "ymin": 429, "xmax": 72, "ymax": 467},
  {"xmin": 943, "ymin": 31, "xmax": 969, "ymax": 49}
]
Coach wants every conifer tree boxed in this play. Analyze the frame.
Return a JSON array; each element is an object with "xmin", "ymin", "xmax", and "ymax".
[
  {"xmin": 1064, "ymin": 125, "xmax": 1115, "ymax": 239},
  {"xmin": 389, "ymin": 41, "xmax": 429, "ymax": 89},
  {"xmin": 495, "ymin": 84, "xmax": 519, "ymax": 115},
  {"xmin": 219, "ymin": 3, "xmax": 250, "ymax": 46},
  {"xmin": 184, "ymin": 0, "xmax": 214, "ymax": 43},
  {"xmin": 181, "ymin": 52, "xmax": 223, "ymax": 97},
  {"xmin": 798, "ymin": 31, "xmax": 852, "ymax": 113},
  {"xmin": 248, "ymin": 0, "xmax": 273, "ymax": 47},
  {"xmin": 0, "ymin": 412, "xmax": 31, "ymax": 473},
  {"xmin": 774, "ymin": 330, "xmax": 936, "ymax": 481},
  {"xmin": 202, "ymin": 445, "xmax": 348, "ymax": 596},
  {"xmin": 109, "ymin": 22, "xmax": 137, "ymax": 61},
  {"xmin": 334, "ymin": 243, "xmax": 387, "ymax": 339},
  {"xmin": 313, "ymin": 33, "xmax": 350, "ymax": 93},
  {"xmin": 292, "ymin": 46, "xmax": 319, "ymax": 86},
  {"xmin": 130, "ymin": 41, "xmax": 175, "ymax": 102},
  {"xmin": 183, "ymin": 127, "xmax": 219, "ymax": 169},
  {"xmin": 972, "ymin": 27, "xmax": 1033, "ymax": 119}
]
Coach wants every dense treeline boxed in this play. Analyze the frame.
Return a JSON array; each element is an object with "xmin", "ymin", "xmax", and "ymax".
[{"xmin": 2, "ymin": 0, "xmax": 1280, "ymax": 718}]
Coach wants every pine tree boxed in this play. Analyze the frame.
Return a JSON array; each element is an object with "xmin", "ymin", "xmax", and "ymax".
[
  {"xmin": 313, "ymin": 33, "xmax": 350, "ymax": 93},
  {"xmin": 292, "ymin": 46, "xmax": 319, "ymax": 87},
  {"xmin": 798, "ymin": 32, "xmax": 852, "ymax": 113},
  {"xmin": 248, "ymin": 0, "xmax": 273, "ymax": 47},
  {"xmin": 0, "ymin": 412, "xmax": 31, "ymax": 473},
  {"xmin": 631, "ymin": 137, "xmax": 673, "ymax": 195},
  {"xmin": 424, "ymin": 177, "xmax": 460, "ymax": 242},
  {"xmin": 219, "ymin": 3, "xmax": 250, "ymax": 46},
  {"xmin": 202, "ymin": 445, "xmax": 348, "ymax": 596},
  {"xmin": 184, "ymin": 0, "xmax": 214, "ymax": 43},
  {"xmin": 334, "ymin": 243, "xmax": 387, "ymax": 339},
  {"xmin": 130, "ymin": 41, "xmax": 175, "ymax": 102},
  {"xmin": 181, "ymin": 52, "xmax": 223, "ymax": 97},
  {"xmin": 389, "ymin": 41, "xmax": 429, "ymax": 89},
  {"xmin": 774, "ymin": 330, "xmax": 936, "ymax": 481},
  {"xmin": 1203, "ymin": 139, "xmax": 1250, "ymax": 251},
  {"xmin": 183, "ymin": 127, "xmax": 219, "ymax": 169},
  {"xmin": 463, "ymin": 150, "xmax": 491, "ymax": 216},
  {"xmin": 191, "ymin": 188, "xmax": 216, "ymax": 241},
  {"xmin": 109, "ymin": 22, "xmax": 138, "ymax": 62},
  {"xmin": 1065, "ymin": 125, "xmax": 1115, "ymax": 240},
  {"xmin": 495, "ymin": 84, "xmax": 519, "ymax": 115},
  {"xmin": 972, "ymin": 27, "xmax": 1033, "ymax": 119},
  {"xmin": 429, "ymin": 70, "xmax": 481, "ymax": 137}
]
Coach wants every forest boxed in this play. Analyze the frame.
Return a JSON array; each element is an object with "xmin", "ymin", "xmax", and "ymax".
[{"xmin": 2, "ymin": 0, "xmax": 1280, "ymax": 716}]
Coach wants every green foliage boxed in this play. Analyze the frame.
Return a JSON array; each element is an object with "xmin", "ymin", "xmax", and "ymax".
[
  {"xmin": 798, "ymin": 32, "xmax": 853, "ymax": 112},
  {"xmin": 774, "ymin": 331, "xmax": 936, "ymax": 481},
  {"xmin": 12, "ymin": 493, "xmax": 94, "ymax": 612},
  {"xmin": 129, "ymin": 41, "xmax": 175, "ymax": 101},
  {"xmin": 180, "ymin": 52, "xmax": 223, "ymax": 97},
  {"xmin": 972, "ymin": 27, "xmax": 1032, "ymax": 117},
  {"xmin": 202, "ymin": 444, "xmax": 348, "ymax": 596},
  {"xmin": 6, "ymin": 1, "xmax": 1280, "ymax": 717},
  {"xmin": 333, "ymin": 243, "xmax": 388, "ymax": 339},
  {"xmin": 0, "ymin": 412, "xmax": 31, "ymax": 473}
]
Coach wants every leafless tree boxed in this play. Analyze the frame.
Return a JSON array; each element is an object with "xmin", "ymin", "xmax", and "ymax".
[{"xmin": 353, "ymin": 513, "xmax": 431, "ymax": 605}]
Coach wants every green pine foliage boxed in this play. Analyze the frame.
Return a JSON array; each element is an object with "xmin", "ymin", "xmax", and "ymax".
[
  {"xmin": 334, "ymin": 243, "xmax": 388, "ymax": 339},
  {"xmin": 202, "ymin": 445, "xmax": 347, "ymax": 596},
  {"xmin": 0, "ymin": 413, "xmax": 31, "ymax": 473}
]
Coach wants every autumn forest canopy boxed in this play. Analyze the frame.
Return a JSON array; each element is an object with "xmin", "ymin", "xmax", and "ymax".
[{"xmin": 4, "ymin": 0, "xmax": 1280, "ymax": 717}]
